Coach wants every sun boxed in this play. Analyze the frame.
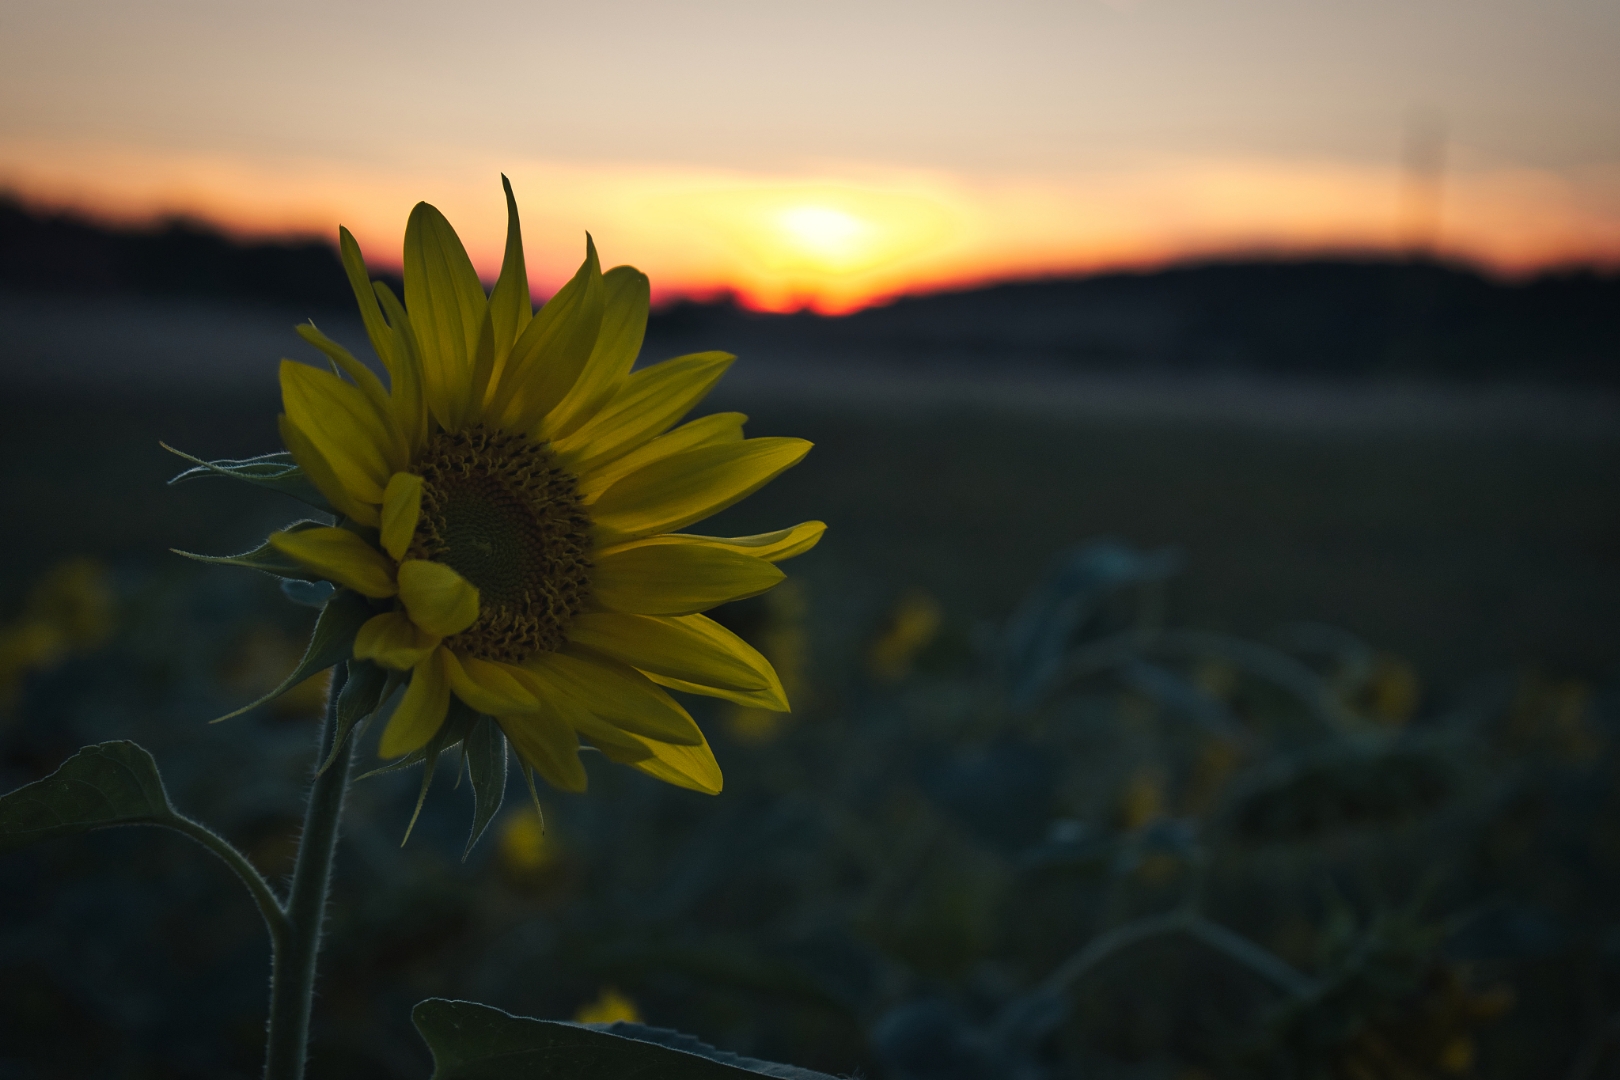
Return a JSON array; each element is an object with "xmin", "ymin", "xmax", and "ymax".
[
  {"xmin": 638, "ymin": 180, "xmax": 958, "ymax": 311},
  {"xmin": 776, "ymin": 205, "xmax": 873, "ymax": 268}
]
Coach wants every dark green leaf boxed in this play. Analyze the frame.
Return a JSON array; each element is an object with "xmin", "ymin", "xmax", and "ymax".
[
  {"xmin": 412, "ymin": 998, "xmax": 841, "ymax": 1079},
  {"xmin": 212, "ymin": 590, "xmax": 373, "ymax": 723},
  {"xmin": 0, "ymin": 741, "xmax": 179, "ymax": 853},
  {"xmin": 173, "ymin": 520, "xmax": 327, "ymax": 582},
  {"xmin": 462, "ymin": 716, "xmax": 508, "ymax": 859},
  {"xmin": 163, "ymin": 444, "xmax": 333, "ymax": 513}
]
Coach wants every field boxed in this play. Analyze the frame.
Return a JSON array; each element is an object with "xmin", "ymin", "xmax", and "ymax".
[
  {"xmin": 2, "ymin": 292, "xmax": 1619, "ymax": 1077},
  {"xmin": 3, "ymin": 289, "xmax": 1615, "ymax": 686}
]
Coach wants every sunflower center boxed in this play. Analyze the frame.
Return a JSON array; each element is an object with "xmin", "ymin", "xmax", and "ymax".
[{"xmin": 407, "ymin": 426, "xmax": 592, "ymax": 663}]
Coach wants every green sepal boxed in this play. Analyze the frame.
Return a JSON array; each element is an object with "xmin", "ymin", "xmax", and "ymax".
[
  {"xmin": 173, "ymin": 520, "xmax": 326, "ymax": 582},
  {"xmin": 401, "ymin": 700, "xmax": 479, "ymax": 845},
  {"xmin": 412, "ymin": 998, "xmax": 839, "ymax": 1079},
  {"xmin": 521, "ymin": 763, "xmax": 545, "ymax": 825},
  {"xmin": 317, "ymin": 660, "xmax": 390, "ymax": 775},
  {"xmin": 211, "ymin": 590, "xmax": 372, "ymax": 724},
  {"xmin": 163, "ymin": 444, "xmax": 333, "ymax": 514},
  {"xmin": 354, "ymin": 745, "xmax": 431, "ymax": 781},
  {"xmin": 281, "ymin": 579, "xmax": 335, "ymax": 608},
  {"xmin": 0, "ymin": 741, "xmax": 180, "ymax": 852},
  {"xmin": 461, "ymin": 715, "xmax": 508, "ymax": 860}
]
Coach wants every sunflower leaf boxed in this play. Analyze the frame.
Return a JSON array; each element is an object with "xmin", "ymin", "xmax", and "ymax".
[
  {"xmin": 412, "ymin": 998, "xmax": 840, "ymax": 1079},
  {"xmin": 211, "ymin": 590, "xmax": 372, "ymax": 724},
  {"xmin": 162, "ymin": 444, "xmax": 334, "ymax": 514},
  {"xmin": 462, "ymin": 715, "xmax": 508, "ymax": 860},
  {"xmin": 0, "ymin": 741, "xmax": 180, "ymax": 853}
]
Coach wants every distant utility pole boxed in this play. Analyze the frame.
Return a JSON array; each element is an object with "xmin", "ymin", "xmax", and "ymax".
[
  {"xmin": 1388, "ymin": 107, "xmax": 1450, "ymax": 375},
  {"xmin": 1398, "ymin": 107, "xmax": 1447, "ymax": 259}
]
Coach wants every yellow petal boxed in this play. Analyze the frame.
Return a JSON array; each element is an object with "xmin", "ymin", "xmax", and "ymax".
[
  {"xmin": 541, "ymin": 265, "xmax": 649, "ymax": 440},
  {"xmin": 279, "ymin": 359, "xmax": 393, "ymax": 504},
  {"xmin": 487, "ymin": 176, "xmax": 533, "ymax": 373},
  {"xmin": 511, "ymin": 663, "xmax": 655, "ymax": 763},
  {"xmin": 630, "ymin": 733, "xmax": 724, "ymax": 795},
  {"xmin": 522, "ymin": 649, "xmax": 704, "ymax": 746},
  {"xmin": 396, "ymin": 560, "xmax": 480, "ymax": 637},
  {"xmin": 374, "ymin": 281, "xmax": 428, "ymax": 457},
  {"xmin": 590, "ymin": 438, "xmax": 812, "ymax": 544},
  {"xmin": 659, "ymin": 521, "xmax": 826, "ymax": 564},
  {"xmin": 338, "ymin": 226, "xmax": 398, "ymax": 378},
  {"xmin": 444, "ymin": 651, "xmax": 539, "ymax": 715},
  {"xmin": 568, "ymin": 612, "xmax": 786, "ymax": 710},
  {"xmin": 277, "ymin": 414, "xmax": 379, "ymax": 526},
  {"xmin": 489, "ymin": 235, "xmax": 604, "ymax": 432},
  {"xmin": 379, "ymin": 648, "xmax": 451, "ymax": 758},
  {"xmin": 404, "ymin": 201, "xmax": 487, "ymax": 431},
  {"xmin": 592, "ymin": 541, "xmax": 784, "ymax": 616},
  {"xmin": 645, "ymin": 671, "xmax": 790, "ymax": 711},
  {"xmin": 497, "ymin": 712, "xmax": 588, "ymax": 793},
  {"xmin": 295, "ymin": 321, "xmax": 408, "ymax": 468},
  {"xmin": 380, "ymin": 472, "xmax": 424, "ymax": 561},
  {"xmin": 268, "ymin": 526, "xmax": 396, "ymax": 598},
  {"xmin": 553, "ymin": 351, "xmax": 733, "ymax": 475},
  {"xmin": 577, "ymin": 412, "xmax": 745, "ymax": 502},
  {"xmin": 468, "ymin": 305, "xmax": 498, "ymax": 428},
  {"xmin": 355, "ymin": 611, "xmax": 441, "ymax": 670}
]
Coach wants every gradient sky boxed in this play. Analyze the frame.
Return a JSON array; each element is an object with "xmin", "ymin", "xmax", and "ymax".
[{"xmin": 2, "ymin": 0, "xmax": 1617, "ymax": 309}]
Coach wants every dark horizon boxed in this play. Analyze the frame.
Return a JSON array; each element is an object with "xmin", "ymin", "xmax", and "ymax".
[{"xmin": 4, "ymin": 193, "xmax": 1618, "ymax": 386}]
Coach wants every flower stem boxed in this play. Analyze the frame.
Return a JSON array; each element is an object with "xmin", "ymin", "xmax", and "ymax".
[{"xmin": 264, "ymin": 662, "xmax": 353, "ymax": 1080}]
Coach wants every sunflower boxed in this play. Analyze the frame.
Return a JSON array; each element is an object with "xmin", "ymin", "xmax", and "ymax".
[{"xmin": 261, "ymin": 178, "xmax": 819, "ymax": 796}]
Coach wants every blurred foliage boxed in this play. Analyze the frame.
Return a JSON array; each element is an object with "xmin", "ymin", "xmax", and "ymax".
[
  {"xmin": 0, "ymin": 558, "xmax": 112, "ymax": 713},
  {"xmin": 1, "ymin": 544, "xmax": 1618, "ymax": 1078}
]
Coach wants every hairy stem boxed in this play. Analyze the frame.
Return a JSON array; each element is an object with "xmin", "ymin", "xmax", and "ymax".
[
  {"xmin": 263, "ymin": 662, "xmax": 353, "ymax": 1080},
  {"xmin": 165, "ymin": 815, "xmax": 288, "ymax": 944}
]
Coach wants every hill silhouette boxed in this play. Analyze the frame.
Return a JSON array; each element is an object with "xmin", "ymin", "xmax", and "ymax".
[
  {"xmin": 3, "ymin": 195, "xmax": 1615, "ymax": 383},
  {"xmin": 656, "ymin": 261, "xmax": 1620, "ymax": 384},
  {"xmin": 0, "ymin": 194, "xmax": 397, "ymax": 307}
]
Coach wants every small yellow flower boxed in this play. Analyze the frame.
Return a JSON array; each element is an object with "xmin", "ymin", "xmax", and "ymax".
[
  {"xmin": 867, "ymin": 587, "xmax": 941, "ymax": 684},
  {"xmin": 265, "ymin": 179, "xmax": 822, "ymax": 795},
  {"xmin": 0, "ymin": 558, "xmax": 114, "ymax": 712},
  {"xmin": 1119, "ymin": 766, "xmax": 1165, "ymax": 830},
  {"xmin": 1361, "ymin": 652, "xmax": 1420, "ymax": 727},
  {"xmin": 1438, "ymin": 1035, "xmax": 1474, "ymax": 1073},
  {"xmin": 496, "ymin": 807, "xmax": 558, "ymax": 875},
  {"xmin": 574, "ymin": 986, "xmax": 641, "ymax": 1025}
]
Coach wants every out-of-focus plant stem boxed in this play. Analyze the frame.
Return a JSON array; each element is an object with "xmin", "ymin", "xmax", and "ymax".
[
  {"xmin": 1040, "ymin": 909, "xmax": 1316, "ymax": 1000},
  {"xmin": 264, "ymin": 662, "xmax": 353, "ymax": 1080}
]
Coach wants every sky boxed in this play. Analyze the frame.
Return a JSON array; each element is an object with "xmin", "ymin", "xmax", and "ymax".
[{"xmin": 1, "ymin": 0, "xmax": 1617, "ymax": 311}]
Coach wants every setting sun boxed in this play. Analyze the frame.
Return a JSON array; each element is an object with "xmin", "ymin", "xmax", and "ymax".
[{"xmin": 776, "ymin": 205, "xmax": 872, "ymax": 269}]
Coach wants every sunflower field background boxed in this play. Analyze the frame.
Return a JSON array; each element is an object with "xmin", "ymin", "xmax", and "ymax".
[{"xmin": 1, "ymin": 269, "xmax": 1619, "ymax": 1078}]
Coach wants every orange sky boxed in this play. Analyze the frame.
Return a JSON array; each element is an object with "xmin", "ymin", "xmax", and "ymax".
[{"xmin": 2, "ymin": 1, "xmax": 1617, "ymax": 311}]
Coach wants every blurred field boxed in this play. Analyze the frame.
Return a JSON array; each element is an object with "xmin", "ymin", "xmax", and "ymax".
[
  {"xmin": 4, "ymin": 292, "xmax": 1620, "ymax": 1078},
  {"xmin": 2, "ymin": 289, "xmax": 1616, "ymax": 687}
]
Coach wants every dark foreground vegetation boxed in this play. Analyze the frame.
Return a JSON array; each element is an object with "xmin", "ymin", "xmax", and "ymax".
[{"xmin": 2, "ymin": 529, "xmax": 1619, "ymax": 1078}]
